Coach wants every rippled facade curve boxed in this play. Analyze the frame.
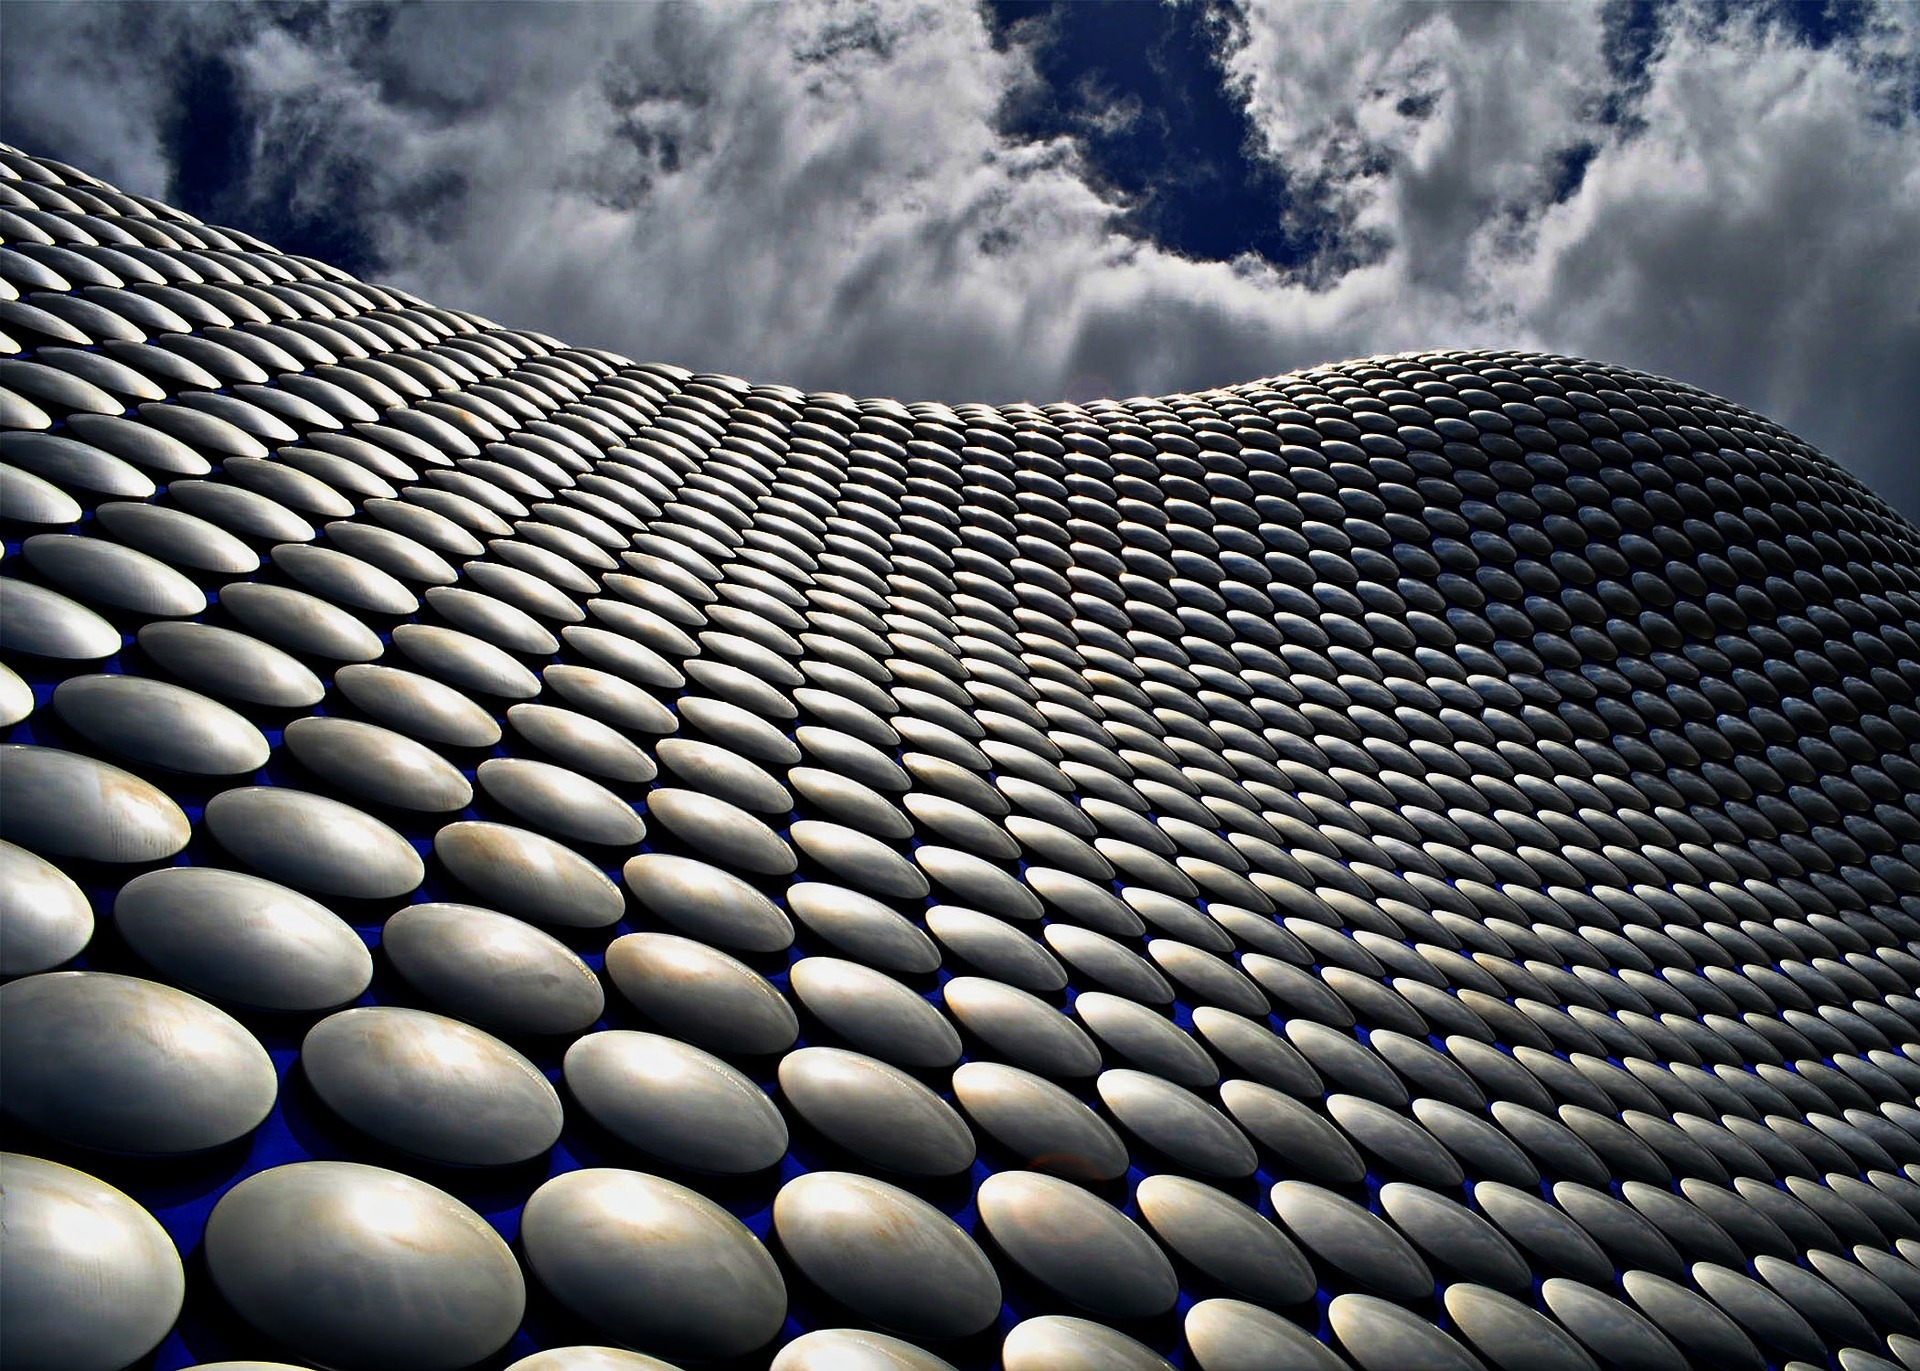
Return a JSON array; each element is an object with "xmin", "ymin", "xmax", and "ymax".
[{"xmin": 4, "ymin": 142, "xmax": 1920, "ymax": 1371}]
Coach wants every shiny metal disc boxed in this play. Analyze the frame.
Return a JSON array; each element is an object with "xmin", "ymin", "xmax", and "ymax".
[
  {"xmin": 113, "ymin": 866, "xmax": 371, "ymax": 1011},
  {"xmin": 434, "ymin": 820, "xmax": 625, "ymax": 927},
  {"xmin": 478, "ymin": 756, "xmax": 644, "ymax": 844},
  {"xmin": 0, "ymin": 661, "xmax": 32, "ymax": 727},
  {"xmin": 621, "ymin": 851, "xmax": 793, "ymax": 951},
  {"xmin": 777, "ymin": 1045, "xmax": 975, "ymax": 1176},
  {"xmin": 0, "ymin": 744, "xmax": 191, "ymax": 863},
  {"xmin": 52, "ymin": 673, "xmax": 271, "ymax": 775},
  {"xmin": 773, "ymin": 1171, "xmax": 1002, "ymax": 1338},
  {"xmin": 136, "ymin": 621, "xmax": 325, "ymax": 708},
  {"xmin": 284, "ymin": 715, "xmax": 474, "ymax": 812},
  {"xmin": 205, "ymin": 786, "xmax": 424, "ymax": 898},
  {"xmin": 0, "ymin": 838, "xmax": 93, "ymax": 976},
  {"xmin": 0, "ymin": 970, "xmax": 276, "ymax": 1154},
  {"xmin": 976, "ymin": 1169, "xmax": 1178, "ymax": 1319},
  {"xmin": 603, "ymin": 931, "xmax": 798, "ymax": 1055},
  {"xmin": 301, "ymin": 1006, "xmax": 564, "ymax": 1166},
  {"xmin": 521, "ymin": 1167, "xmax": 787, "ymax": 1360},
  {"xmin": 204, "ymin": 1161, "xmax": 526, "ymax": 1371},
  {"xmin": 771, "ymin": 1329, "xmax": 959, "ymax": 1371},
  {"xmin": 504, "ymin": 1351, "xmax": 686, "ymax": 1371},
  {"xmin": 0, "ymin": 579, "xmax": 121, "ymax": 660},
  {"xmin": 564, "ymin": 1029, "xmax": 788, "ymax": 1173},
  {"xmin": 382, "ymin": 901, "xmax": 604, "ymax": 1036},
  {"xmin": 0, "ymin": 1153, "xmax": 185, "ymax": 1371},
  {"xmin": 336, "ymin": 662, "xmax": 502, "ymax": 747},
  {"xmin": 1001, "ymin": 1316, "xmax": 1177, "ymax": 1371}
]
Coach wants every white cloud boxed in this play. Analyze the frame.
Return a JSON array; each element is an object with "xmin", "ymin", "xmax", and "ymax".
[
  {"xmin": 1501, "ymin": 7, "xmax": 1920, "ymax": 508},
  {"xmin": 3, "ymin": 0, "xmax": 1917, "ymax": 512},
  {"xmin": 1223, "ymin": 0, "xmax": 1920, "ymax": 506},
  {"xmin": 0, "ymin": 1, "xmax": 177, "ymax": 194}
]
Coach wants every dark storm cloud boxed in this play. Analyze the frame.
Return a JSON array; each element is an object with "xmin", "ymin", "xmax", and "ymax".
[{"xmin": 2, "ymin": 0, "xmax": 1916, "ymax": 518}]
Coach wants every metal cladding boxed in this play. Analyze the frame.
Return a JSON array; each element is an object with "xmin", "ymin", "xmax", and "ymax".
[{"xmin": 7, "ymin": 145, "xmax": 1920, "ymax": 1371}]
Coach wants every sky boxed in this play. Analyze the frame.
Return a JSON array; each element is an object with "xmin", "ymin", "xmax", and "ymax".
[{"xmin": 4, "ymin": 0, "xmax": 1918, "ymax": 516}]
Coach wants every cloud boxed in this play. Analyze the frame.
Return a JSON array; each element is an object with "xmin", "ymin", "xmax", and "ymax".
[
  {"xmin": 1500, "ymin": 4, "xmax": 1920, "ymax": 512},
  {"xmin": 0, "ymin": 1, "xmax": 179, "ymax": 195},
  {"xmin": 3, "ymin": 0, "xmax": 1917, "ymax": 517}
]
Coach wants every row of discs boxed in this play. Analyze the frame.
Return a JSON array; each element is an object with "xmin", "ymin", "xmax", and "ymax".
[{"xmin": 6, "ymin": 140, "xmax": 1920, "ymax": 1371}]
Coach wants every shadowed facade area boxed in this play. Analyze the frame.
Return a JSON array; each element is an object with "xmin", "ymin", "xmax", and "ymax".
[{"xmin": 6, "ymin": 143, "xmax": 1920, "ymax": 1371}]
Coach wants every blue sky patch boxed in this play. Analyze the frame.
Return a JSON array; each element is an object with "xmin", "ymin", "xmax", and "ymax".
[
  {"xmin": 985, "ymin": 0, "xmax": 1348, "ymax": 276},
  {"xmin": 160, "ymin": 48, "xmax": 386, "ymax": 276}
]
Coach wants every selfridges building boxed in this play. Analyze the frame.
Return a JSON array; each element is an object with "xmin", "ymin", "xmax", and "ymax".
[{"xmin": 7, "ymin": 141, "xmax": 1920, "ymax": 1371}]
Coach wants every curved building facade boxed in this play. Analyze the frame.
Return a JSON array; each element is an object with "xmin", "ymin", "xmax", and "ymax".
[{"xmin": 5, "ymin": 143, "xmax": 1920, "ymax": 1370}]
